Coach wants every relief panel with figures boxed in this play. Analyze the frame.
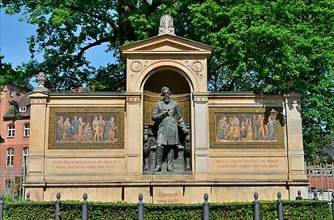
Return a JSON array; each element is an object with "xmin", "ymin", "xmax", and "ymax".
[
  {"xmin": 48, "ymin": 107, "xmax": 124, "ymax": 149},
  {"xmin": 209, "ymin": 108, "xmax": 284, "ymax": 149}
]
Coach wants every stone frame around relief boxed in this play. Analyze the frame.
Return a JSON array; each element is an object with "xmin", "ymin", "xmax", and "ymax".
[
  {"xmin": 48, "ymin": 107, "xmax": 124, "ymax": 149},
  {"xmin": 209, "ymin": 107, "xmax": 284, "ymax": 149}
]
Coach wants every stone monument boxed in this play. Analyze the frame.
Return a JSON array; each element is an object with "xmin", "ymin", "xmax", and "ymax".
[{"xmin": 24, "ymin": 15, "xmax": 308, "ymax": 203}]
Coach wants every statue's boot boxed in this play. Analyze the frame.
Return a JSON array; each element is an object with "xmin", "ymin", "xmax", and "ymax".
[
  {"xmin": 144, "ymin": 157, "xmax": 149, "ymax": 170},
  {"xmin": 154, "ymin": 165, "xmax": 161, "ymax": 172},
  {"xmin": 186, "ymin": 158, "xmax": 191, "ymax": 170}
]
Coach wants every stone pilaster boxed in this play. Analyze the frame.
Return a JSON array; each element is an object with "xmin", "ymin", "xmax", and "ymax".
[
  {"xmin": 125, "ymin": 93, "xmax": 142, "ymax": 174},
  {"xmin": 193, "ymin": 93, "xmax": 209, "ymax": 172},
  {"xmin": 25, "ymin": 91, "xmax": 49, "ymax": 200},
  {"xmin": 284, "ymin": 90, "xmax": 308, "ymax": 182}
]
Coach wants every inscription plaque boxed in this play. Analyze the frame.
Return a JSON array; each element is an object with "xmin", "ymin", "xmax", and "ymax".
[
  {"xmin": 210, "ymin": 157, "xmax": 285, "ymax": 172},
  {"xmin": 154, "ymin": 187, "xmax": 183, "ymax": 203},
  {"xmin": 47, "ymin": 158, "xmax": 125, "ymax": 174}
]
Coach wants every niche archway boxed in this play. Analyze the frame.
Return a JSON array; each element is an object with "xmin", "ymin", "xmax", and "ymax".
[{"xmin": 142, "ymin": 69, "xmax": 192, "ymax": 174}]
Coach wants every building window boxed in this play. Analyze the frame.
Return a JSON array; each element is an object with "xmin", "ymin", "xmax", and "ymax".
[
  {"xmin": 22, "ymin": 147, "xmax": 29, "ymax": 166},
  {"xmin": 9, "ymin": 88, "xmax": 14, "ymax": 97},
  {"xmin": 7, "ymin": 124, "xmax": 15, "ymax": 137},
  {"xmin": 6, "ymin": 148, "xmax": 14, "ymax": 166},
  {"xmin": 24, "ymin": 123, "xmax": 30, "ymax": 137},
  {"xmin": 19, "ymin": 106, "xmax": 27, "ymax": 112},
  {"xmin": 5, "ymin": 178, "xmax": 12, "ymax": 192}
]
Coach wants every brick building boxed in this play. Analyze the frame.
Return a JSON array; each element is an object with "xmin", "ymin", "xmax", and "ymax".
[{"xmin": 0, "ymin": 84, "xmax": 32, "ymax": 194}]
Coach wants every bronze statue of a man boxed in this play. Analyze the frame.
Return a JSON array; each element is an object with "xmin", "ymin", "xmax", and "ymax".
[{"xmin": 152, "ymin": 86, "xmax": 189, "ymax": 172}]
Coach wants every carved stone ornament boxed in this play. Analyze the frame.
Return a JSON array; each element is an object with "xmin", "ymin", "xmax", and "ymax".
[
  {"xmin": 37, "ymin": 72, "xmax": 46, "ymax": 86},
  {"xmin": 185, "ymin": 60, "xmax": 203, "ymax": 78},
  {"xmin": 191, "ymin": 61, "xmax": 203, "ymax": 72},
  {"xmin": 130, "ymin": 61, "xmax": 143, "ymax": 72},
  {"xmin": 158, "ymin": 14, "xmax": 175, "ymax": 36}
]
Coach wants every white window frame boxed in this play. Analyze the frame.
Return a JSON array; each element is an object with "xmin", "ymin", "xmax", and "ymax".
[
  {"xmin": 7, "ymin": 124, "xmax": 15, "ymax": 137},
  {"xmin": 24, "ymin": 123, "xmax": 30, "ymax": 137},
  {"xmin": 19, "ymin": 106, "xmax": 27, "ymax": 113},
  {"xmin": 22, "ymin": 147, "xmax": 29, "ymax": 166},
  {"xmin": 6, "ymin": 148, "xmax": 14, "ymax": 167},
  {"xmin": 5, "ymin": 178, "xmax": 12, "ymax": 192}
]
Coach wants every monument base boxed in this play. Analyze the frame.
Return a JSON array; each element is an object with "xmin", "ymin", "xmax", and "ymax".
[{"xmin": 24, "ymin": 179, "xmax": 308, "ymax": 203}]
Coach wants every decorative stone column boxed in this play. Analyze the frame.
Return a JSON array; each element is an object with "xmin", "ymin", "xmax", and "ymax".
[
  {"xmin": 284, "ymin": 89, "xmax": 308, "ymax": 198},
  {"xmin": 25, "ymin": 72, "xmax": 49, "ymax": 200},
  {"xmin": 193, "ymin": 93, "xmax": 209, "ymax": 172},
  {"xmin": 125, "ymin": 92, "xmax": 142, "ymax": 174}
]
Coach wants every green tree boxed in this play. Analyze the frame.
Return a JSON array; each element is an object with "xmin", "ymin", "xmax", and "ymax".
[
  {"xmin": 0, "ymin": 55, "xmax": 38, "ymax": 91},
  {"xmin": 185, "ymin": 0, "xmax": 334, "ymax": 163},
  {"xmin": 1, "ymin": 0, "xmax": 333, "ymax": 163}
]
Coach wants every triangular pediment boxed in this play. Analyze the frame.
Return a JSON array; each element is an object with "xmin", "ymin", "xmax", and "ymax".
[
  {"xmin": 139, "ymin": 41, "xmax": 198, "ymax": 52},
  {"xmin": 120, "ymin": 34, "xmax": 213, "ymax": 59}
]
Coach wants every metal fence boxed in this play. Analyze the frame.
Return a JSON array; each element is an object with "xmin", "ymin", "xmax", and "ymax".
[
  {"xmin": 0, "ymin": 163, "xmax": 26, "ymax": 201},
  {"xmin": 306, "ymin": 164, "xmax": 334, "ymax": 200},
  {"xmin": 0, "ymin": 191, "xmax": 331, "ymax": 220}
]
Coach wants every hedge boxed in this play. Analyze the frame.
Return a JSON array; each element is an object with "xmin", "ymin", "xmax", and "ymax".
[{"xmin": 2, "ymin": 200, "xmax": 331, "ymax": 220}]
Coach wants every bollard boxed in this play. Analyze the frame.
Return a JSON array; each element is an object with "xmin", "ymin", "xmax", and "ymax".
[
  {"xmin": 0, "ymin": 194, "xmax": 4, "ymax": 220},
  {"xmin": 26, "ymin": 192, "xmax": 31, "ymax": 202},
  {"xmin": 82, "ymin": 193, "xmax": 88, "ymax": 220},
  {"xmin": 277, "ymin": 192, "xmax": 283, "ymax": 220},
  {"xmin": 137, "ymin": 193, "xmax": 144, "ymax": 220},
  {"xmin": 331, "ymin": 192, "xmax": 334, "ymax": 220},
  {"xmin": 253, "ymin": 192, "xmax": 261, "ymax": 220},
  {"xmin": 313, "ymin": 191, "xmax": 318, "ymax": 200},
  {"xmin": 203, "ymin": 193, "xmax": 209, "ymax": 220},
  {"xmin": 295, "ymin": 190, "xmax": 302, "ymax": 200},
  {"xmin": 13, "ymin": 192, "xmax": 18, "ymax": 202},
  {"xmin": 55, "ymin": 193, "xmax": 61, "ymax": 220}
]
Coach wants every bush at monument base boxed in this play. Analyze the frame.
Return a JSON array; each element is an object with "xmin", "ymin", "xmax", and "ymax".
[{"xmin": 2, "ymin": 200, "xmax": 330, "ymax": 220}]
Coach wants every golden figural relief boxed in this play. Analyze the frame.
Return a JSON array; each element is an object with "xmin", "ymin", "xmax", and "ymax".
[
  {"xmin": 216, "ymin": 113, "xmax": 277, "ymax": 142},
  {"xmin": 56, "ymin": 114, "xmax": 118, "ymax": 143},
  {"xmin": 49, "ymin": 108, "xmax": 124, "ymax": 149},
  {"xmin": 210, "ymin": 108, "xmax": 284, "ymax": 149}
]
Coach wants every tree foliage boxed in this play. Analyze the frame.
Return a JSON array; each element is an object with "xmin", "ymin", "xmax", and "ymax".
[
  {"xmin": 0, "ymin": 55, "xmax": 39, "ymax": 92},
  {"xmin": 1, "ymin": 0, "xmax": 334, "ymax": 162}
]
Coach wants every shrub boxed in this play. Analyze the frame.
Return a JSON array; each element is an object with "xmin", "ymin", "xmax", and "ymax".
[{"xmin": 2, "ymin": 200, "xmax": 331, "ymax": 220}]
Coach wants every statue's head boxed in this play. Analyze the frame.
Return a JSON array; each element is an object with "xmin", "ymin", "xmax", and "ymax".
[
  {"xmin": 160, "ymin": 86, "xmax": 171, "ymax": 103},
  {"xmin": 160, "ymin": 86, "xmax": 171, "ymax": 96}
]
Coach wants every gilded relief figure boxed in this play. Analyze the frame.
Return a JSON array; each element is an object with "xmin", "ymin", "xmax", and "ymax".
[
  {"xmin": 267, "ymin": 116, "xmax": 276, "ymax": 140},
  {"xmin": 78, "ymin": 117, "xmax": 85, "ymax": 141},
  {"xmin": 83, "ymin": 123, "xmax": 93, "ymax": 141},
  {"xmin": 71, "ymin": 116, "xmax": 79, "ymax": 141},
  {"xmin": 216, "ymin": 116, "xmax": 228, "ymax": 140},
  {"xmin": 104, "ymin": 117, "xmax": 117, "ymax": 141},
  {"xmin": 56, "ymin": 116, "xmax": 64, "ymax": 141},
  {"xmin": 245, "ymin": 118, "xmax": 253, "ymax": 140},
  {"xmin": 92, "ymin": 116, "xmax": 101, "ymax": 141},
  {"xmin": 98, "ymin": 115, "xmax": 106, "ymax": 141},
  {"xmin": 64, "ymin": 117, "xmax": 72, "ymax": 141}
]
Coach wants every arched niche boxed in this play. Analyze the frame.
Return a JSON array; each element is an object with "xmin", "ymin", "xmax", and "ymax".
[
  {"xmin": 143, "ymin": 69, "xmax": 191, "ymax": 125},
  {"xmin": 142, "ymin": 68, "xmax": 192, "ymax": 174}
]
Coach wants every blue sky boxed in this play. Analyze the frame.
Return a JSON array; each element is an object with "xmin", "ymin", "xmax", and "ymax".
[
  {"xmin": 0, "ymin": 9, "xmax": 111, "ymax": 69},
  {"xmin": 0, "ymin": 9, "xmax": 37, "ymax": 67}
]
